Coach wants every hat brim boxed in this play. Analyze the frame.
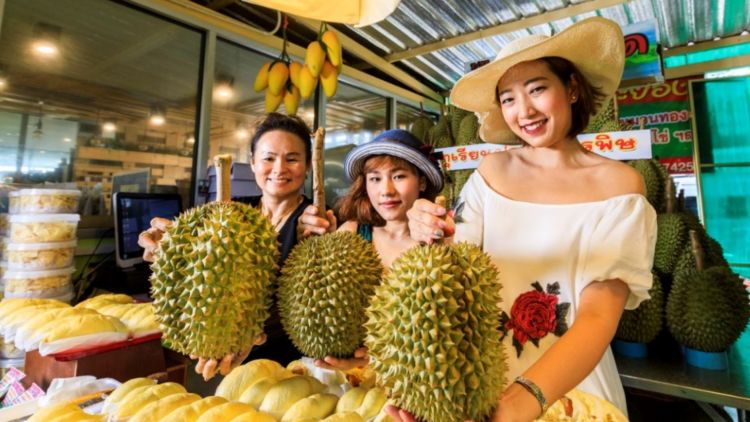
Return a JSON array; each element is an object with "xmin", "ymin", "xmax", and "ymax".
[
  {"xmin": 344, "ymin": 141, "xmax": 444, "ymax": 194},
  {"xmin": 450, "ymin": 17, "xmax": 625, "ymax": 144}
]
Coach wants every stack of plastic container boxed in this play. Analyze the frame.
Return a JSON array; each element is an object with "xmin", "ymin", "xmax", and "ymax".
[{"xmin": 4, "ymin": 189, "xmax": 81, "ymax": 304}]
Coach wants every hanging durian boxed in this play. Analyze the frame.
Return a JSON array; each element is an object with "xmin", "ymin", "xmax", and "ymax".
[
  {"xmin": 449, "ymin": 106, "xmax": 471, "ymax": 142},
  {"xmin": 584, "ymin": 99, "xmax": 623, "ymax": 134},
  {"xmin": 150, "ymin": 155, "xmax": 279, "ymax": 363},
  {"xmin": 432, "ymin": 113, "xmax": 454, "ymax": 149},
  {"xmin": 615, "ymin": 272, "xmax": 663, "ymax": 344},
  {"xmin": 365, "ymin": 197, "xmax": 506, "ymax": 422},
  {"xmin": 278, "ymin": 128, "xmax": 383, "ymax": 359},
  {"xmin": 409, "ymin": 105, "xmax": 434, "ymax": 144},
  {"xmin": 666, "ymin": 231, "xmax": 750, "ymax": 352},
  {"xmin": 456, "ymin": 113, "xmax": 481, "ymax": 145}
]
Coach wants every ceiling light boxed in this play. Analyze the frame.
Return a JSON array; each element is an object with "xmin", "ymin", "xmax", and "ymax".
[
  {"xmin": 63, "ymin": 137, "xmax": 71, "ymax": 143},
  {"xmin": 102, "ymin": 121, "xmax": 117, "ymax": 133},
  {"xmin": 0, "ymin": 77, "xmax": 6, "ymax": 90},
  {"xmin": 236, "ymin": 127, "xmax": 249, "ymax": 140},
  {"xmin": 31, "ymin": 23, "xmax": 61, "ymax": 58},
  {"xmin": 214, "ymin": 75, "xmax": 235, "ymax": 102},
  {"xmin": 149, "ymin": 105, "xmax": 166, "ymax": 126}
]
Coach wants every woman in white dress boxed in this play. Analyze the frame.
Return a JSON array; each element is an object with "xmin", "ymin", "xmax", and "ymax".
[{"xmin": 400, "ymin": 17, "xmax": 656, "ymax": 422}]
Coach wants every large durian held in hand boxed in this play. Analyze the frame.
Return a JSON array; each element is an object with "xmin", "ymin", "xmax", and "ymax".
[
  {"xmin": 365, "ymin": 197, "xmax": 506, "ymax": 422},
  {"xmin": 278, "ymin": 128, "xmax": 383, "ymax": 359},
  {"xmin": 150, "ymin": 154, "xmax": 279, "ymax": 359},
  {"xmin": 666, "ymin": 230, "xmax": 750, "ymax": 352}
]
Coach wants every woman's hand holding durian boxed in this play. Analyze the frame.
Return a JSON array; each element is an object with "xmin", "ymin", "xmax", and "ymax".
[
  {"xmin": 192, "ymin": 332, "xmax": 268, "ymax": 381},
  {"xmin": 313, "ymin": 346, "xmax": 369, "ymax": 371},
  {"xmin": 138, "ymin": 217, "xmax": 173, "ymax": 262},
  {"xmin": 297, "ymin": 204, "xmax": 337, "ymax": 238},
  {"xmin": 406, "ymin": 199, "xmax": 456, "ymax": 244}
]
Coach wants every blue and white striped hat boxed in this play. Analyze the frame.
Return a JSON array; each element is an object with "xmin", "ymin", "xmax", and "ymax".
[{"xmin": 344, "ymin": 129, "xmax": 444, "ymax": 195}]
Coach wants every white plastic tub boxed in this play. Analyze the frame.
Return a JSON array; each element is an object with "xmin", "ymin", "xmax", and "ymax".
[
  {"xmin": 8, "ymin": 189, "xmax": 81, "ymax": 214},
  {"xmin": 3, "ymin": 267, "xmax": 75, "ymax": 296},
  {"xmin": 6, "ymin": 240, "xmax": 77, "ymax": 270},
  {"xmin": 9, "ymin": 214, "xmax": 79, "ymax": 243}
]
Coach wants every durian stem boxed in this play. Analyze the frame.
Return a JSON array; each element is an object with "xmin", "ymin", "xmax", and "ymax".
[
  {"xmin": 312, "ymin": 127, "xmax": 327, "ymax": 218},
  {"xmin": 665, "ymin": 177, "xmax": 675, "ymax": 214},
  {"xmin": 678, "ymin": 189, "xmax": 685, "ymax": 213},
  {"xmin": 214, "ymin": 154, "xmax": 233, "ymax": 203},
  {"xmin": 689, "ymin": 230, "xmax": 705, "ymax": 271}
]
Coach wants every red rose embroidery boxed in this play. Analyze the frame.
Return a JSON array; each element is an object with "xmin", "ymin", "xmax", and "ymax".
[
  {"xmin": 507, "ymin": 290, "xmax": 558, "ymax": 344},
  {"xmin": 500, "ymin": 281, "xmax": 570, "ymax": 357}
]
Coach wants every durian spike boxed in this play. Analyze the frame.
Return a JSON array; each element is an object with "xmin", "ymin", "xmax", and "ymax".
[
  {"xmin": 214, "ymin": 154, "xmax": 233, "ymax": 203},
  {"xmin": 665, "ymin": 177, "xmax": 676, "ymax": 214},
  {"xmin": 312, "ymin": 127, "xmax": 327, "ymax": 219},
  {"xmin": 689, "ymin": 230, "xmax": 705, "ymax": 271}
]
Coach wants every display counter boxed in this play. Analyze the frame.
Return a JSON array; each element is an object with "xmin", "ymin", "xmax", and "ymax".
[{"xmin": 616, "ymin": 330, "xmax": 750, "ymax": 420}]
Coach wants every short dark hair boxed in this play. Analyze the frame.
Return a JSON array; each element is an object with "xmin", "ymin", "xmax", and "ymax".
[
  {"xmin": 541, "ymin": 57, "xmax": 606, "ymax": 137},
  {"xmin": 250, "ymin": 113, "xmax": 312, "ymax": 163},
  {"xmin": 336, "ymin": 155, "xmax": 436, "ymax": 226}
]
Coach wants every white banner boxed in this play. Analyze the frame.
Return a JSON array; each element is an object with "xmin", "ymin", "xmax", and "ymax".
[
  {"xmin": 437, "ymin": 144, "xmax": 516, "ymax": 171},
  {"xmin": 576, "ymin": 129, "xmax": 653, "ymax": 160},
  {"xmin": 437, "ymin": 130, "xmax": 653, "ymax": 171}
]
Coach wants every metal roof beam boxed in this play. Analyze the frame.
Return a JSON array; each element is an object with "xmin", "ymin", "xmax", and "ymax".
[
  {"xmin": 384, "ymin": 0, "xmax": 630, "ymax": 63},
  {"xmin": 294, "ymin": 18, "xmax": 443, "ymax": 102}
]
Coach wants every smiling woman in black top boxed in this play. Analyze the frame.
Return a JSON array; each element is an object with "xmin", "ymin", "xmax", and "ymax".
[{"xmin": 139, "ymin": 113, "xmax": 334, "ymax": 380}]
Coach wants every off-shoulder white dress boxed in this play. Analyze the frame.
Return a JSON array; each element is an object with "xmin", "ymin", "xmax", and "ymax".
[{"xmin": 454, "ymin": 172, "xmax": 657, "ymax": 414}]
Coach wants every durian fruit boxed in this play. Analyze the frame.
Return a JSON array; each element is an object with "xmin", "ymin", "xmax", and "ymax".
[
  {"xmin": 615, "ymin": 272, "xmax": 663, "ymax": 343},
  {"xmin": 216, "ymin": 359, "xmax": 292, "ymax": 401},
  {"xmin": 456, "ymin": 113, "xmax": 481, "ymax": 145},
  {"xmin": 666, "ymin": 231, "xmax": 750, "ymax": 352},
  {"xmin": 584, "ymin": 99, "xmax": 622, "ymax": 134},
  {"xmin": 103, "ymin": 377, "xmax": 157, "ymax": 414},
  {"xmin": 159, "ymin": 396, "xmax": 228, "ymax": 422},
  {"xmin": 653, "ymin": 180, "xmax": 688, "ymax": 275},
  {"xmin": 674, "ymin": 189, "xmax": 729, "ymax": 269},
  {"xmin": 239, "ymin": 376, "xmax": 283, "ymax": 408},
  {"xmin": 450, "ymin": 106, "xmax": 471, "ymax": 142},
  {"xmin": 27, "ymin": 403, "xmax": 83, "ymax": 422},
  {"xmin": 365, "ymin": 237, "xmax": 506, "ymax": 422},
  {"xmin": 628, "ymin": 159, "xmax": 670, "ymax": 213},
  {"xmin": 279, "ymin": 128, "xmax": 383, "ymax": 359},
  {"xmin": 110, "ymin": 382, "xmax": 186, "ymax": 421},
  {"xmin": 409, "ymin": 113, "xmax": 434, "ymax": 144},
  {"xmin": 278, "ymin": 231, "xmax": 382, "ymax": 358},
  {"xmin": 258, "ymin": 375, "xmax": 326, "ymax": 419},
  {"xmin": 129, "ymin": 392, "xmax": 200, "ymax": 422},
  {"xmin": 39, "ymin": 314, "xmax": 129, "ymax": 350},
  {"xmin": 196, "ymin": 401, "xmax": 256, "ymax": 422},
  {"xmin": 452, "ymin": 169, "xmax": 474, "ymax": 201},
  {"xmin": 281, "ymin": 393, "xmax": 339, "ymax": 422},
  {"xmin": 336, "ymin": 387, "xmax": 368, "ymax": 413},
  {"xmin": 15, "ymin": 306, "xmax": 99, "ymax": 351},
  {"xmin": 432, "ymin": 113, "xmax": 453, "ymax": 148},
  {"xmin": 150, "ymin": 155, "xmax": 279, "ymax": 360},
  {"xmin": 355, "ymin": 387, "xmax": 388, "ymax": 420}
]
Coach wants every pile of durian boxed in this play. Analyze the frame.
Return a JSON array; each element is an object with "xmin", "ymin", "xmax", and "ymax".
[
  {"xmin": 616, "ymin": 160, "xmax": 750, "ymax": 353},
  {"xmin": 0, "ymin": 294, "xmax": 159, "ymax": 356}
]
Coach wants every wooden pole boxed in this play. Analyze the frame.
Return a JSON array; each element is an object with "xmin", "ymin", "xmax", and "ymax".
[
  {"xmin": 312, "ymin": 127, "xmax": 327, "ymax": 218},
  {"xmin": 214, "ymin": 154, "xmax": 233, "ymax": 203}
]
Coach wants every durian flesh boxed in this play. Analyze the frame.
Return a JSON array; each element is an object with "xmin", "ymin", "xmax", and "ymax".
[
  {"xmin": 366, "ymin": 242, "xmax": 506, "ymax": 422},
  {"xmin": 150, "ymin": 201, "xmax": 279, "ymax": 359}
]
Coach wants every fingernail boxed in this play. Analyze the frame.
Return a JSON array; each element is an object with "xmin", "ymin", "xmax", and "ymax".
[
  {"xmin": 434, "ymin": 229, "xmax": 444, "ymax": 238},
  {"xmin": 438, "ymin": 207, "xmax": 446, "ymax": 215}
]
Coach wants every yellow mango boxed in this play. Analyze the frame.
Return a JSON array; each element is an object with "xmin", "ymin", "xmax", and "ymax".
[
  {"xmin": 284, "ymin": 86, "xmax": 301, "ymax": 116},
  {"xmin": 298, "ymin": 66, "xmax": 318, "ymax": 100},
  {"xmin": 320, "ymin": 61, "xmax": 338, "ymax": 98},
  {"xmin": 321, "ymin": 30, "xmax": 342, "ymax": 67},
  {"xmin": 254, "ymin": 62, "xmax": 272, "ymax": 92},
  {"xmin": 288, "ymin": 61, "xmax": 303, "ymax": 88},
  {"xmin": 305, "ymin": 41, "xmax": 326, "ymax": 78},
  {"xmin": 268, "ymin": 62, "xmax": 290, "ymax": 96}
]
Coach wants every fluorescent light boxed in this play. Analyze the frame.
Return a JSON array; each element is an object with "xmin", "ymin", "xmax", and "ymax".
[
  {"xmin": 150, "ymin": 115, "xmax": 165, "ymax": 126},
  {"xmin": 32, "ymin": 41, "xmax": 58, "ymax": 57},
  {"xmin": 0, "ymin": 77, "xmax": 6, "ymax": 89},
  {"xmin": 214, "ymin": 84, "xmax": 234, "ymax": 101},
  {"xmin": 63, "ymin": 137, "xmax": 71, "ymax": 143},
  {"xmin": 236, "ymin": 128, "xmax": 249, "ymax": 139}
]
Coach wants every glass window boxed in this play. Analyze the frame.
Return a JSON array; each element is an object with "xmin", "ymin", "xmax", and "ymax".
[
  {"xmin": 324, "ymin": 82, "xmax": 387, "ymax": 206},
  {"xmin": 202, "ymin": 38, "xmax": 315, "ymax": 203},
  {"xmin": 396, "ymin": 102, "xmax": 437, "ymax": 131},
  {"xmin": 0, "ymin": 0, "xmax": 203, "ymax": 212}
]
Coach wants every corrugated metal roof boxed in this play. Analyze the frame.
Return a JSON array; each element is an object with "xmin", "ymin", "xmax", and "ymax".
[{"xmin": 341, "ymin": 0, "xmax": 750, "ymax": 91}]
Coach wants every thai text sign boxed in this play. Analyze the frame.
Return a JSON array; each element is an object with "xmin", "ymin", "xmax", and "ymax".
[
  {"xmin": 437, "ymin": 144, "xmax": 514, "ymax": 171},
  {"xmin": 576, "ymin": 130, "xmax": 653, "ymax": 160},
  {"xmin": 616, "ymin": 77, "xmax": 696, "ymax": 174}
]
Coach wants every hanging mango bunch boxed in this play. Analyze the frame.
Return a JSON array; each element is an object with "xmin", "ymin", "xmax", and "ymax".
[{"xmin": 254, "ymin": 18, "xmax": 342, "ymax": 115}]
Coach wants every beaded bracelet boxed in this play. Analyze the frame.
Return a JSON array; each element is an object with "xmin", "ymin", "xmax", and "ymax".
[{"xmin": 514, "ymin": 375, "xmax": 549, "ymax": 416}]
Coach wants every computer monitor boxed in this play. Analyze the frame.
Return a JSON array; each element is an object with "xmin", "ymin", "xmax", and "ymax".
[
  {"xmin": 112, "ymin": 192, "xmax": 182, "ymax": 268},
  {"xmin": 112, "ymin": 168, "xmax": 150, "ymax": 194}
]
